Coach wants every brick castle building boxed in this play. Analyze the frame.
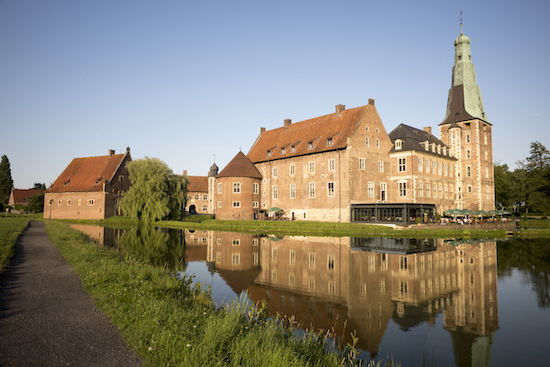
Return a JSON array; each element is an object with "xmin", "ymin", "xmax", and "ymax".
[{"xmin": 211, "ymin": 31, "xmax": 494, "ymax": 224}]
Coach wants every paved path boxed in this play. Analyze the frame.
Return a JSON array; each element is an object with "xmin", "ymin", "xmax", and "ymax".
[{"xmin": 0, "ymin": 221, "xmax": 142, "ymax": 366}]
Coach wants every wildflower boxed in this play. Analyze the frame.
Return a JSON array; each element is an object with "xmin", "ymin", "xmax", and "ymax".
[
  {"xmin": 148, "ymin": 347, "xmax": 153, "ymax": 351},
  {"xmin": 186, "ymin": 344, "xmax": 192, "ymax": 347}
]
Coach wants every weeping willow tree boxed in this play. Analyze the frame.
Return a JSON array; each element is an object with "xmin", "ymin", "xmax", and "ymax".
[{"xmin": 121, "ymin": 157, "xmax": 188, "ymax": 222}]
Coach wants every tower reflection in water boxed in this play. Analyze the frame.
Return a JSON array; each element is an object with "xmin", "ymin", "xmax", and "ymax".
[{"xmin": 201, "ymin": 231, "xmax": 498, "ymax": 365}]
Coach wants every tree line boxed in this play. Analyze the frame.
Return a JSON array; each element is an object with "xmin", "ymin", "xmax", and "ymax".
[{"xmin": 495, "ymin": 141, "xmax": 550, "ymax": 214}]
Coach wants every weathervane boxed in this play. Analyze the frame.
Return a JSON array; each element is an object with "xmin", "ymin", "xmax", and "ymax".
[{"xmin": 460, "ymin": 10, "xmax": 463, "ymax": 34}]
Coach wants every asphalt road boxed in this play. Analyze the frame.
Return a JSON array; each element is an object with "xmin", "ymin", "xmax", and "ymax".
[{"xmin": 0, "ymin": 220, "xmax": 142, "ymax": 366}]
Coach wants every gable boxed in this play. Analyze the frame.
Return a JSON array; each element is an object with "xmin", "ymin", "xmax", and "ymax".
[{"xmin": 217, "ymin": 151, "xmax": 262, "ymax": 179}]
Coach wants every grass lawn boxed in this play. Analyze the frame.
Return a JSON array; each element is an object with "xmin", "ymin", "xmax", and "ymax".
[
  {"xmin": 43, "ymin": 220, "xmax": 393, "ymax": 366},
  {"xmin": 0, "ymin": 216, "xmax": 31, "ymax": 274}
]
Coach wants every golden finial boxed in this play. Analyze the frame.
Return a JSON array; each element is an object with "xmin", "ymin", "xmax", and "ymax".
[{"xmin": 460, "ymin": 10, "xmax": 463, "ymax": 34}]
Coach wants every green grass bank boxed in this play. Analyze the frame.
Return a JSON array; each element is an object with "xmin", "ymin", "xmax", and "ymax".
[
  {"xmin": 0, "ymin": 216, "xmax": 31, "ymax": 274},
  {"xmin": 42, "ymin": 220, "xmax": 393, "ymax": 367}
]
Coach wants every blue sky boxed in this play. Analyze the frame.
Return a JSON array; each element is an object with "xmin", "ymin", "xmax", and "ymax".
[{"xmin": 1, "ymin": 0, "xmax": 549, "ymax": 189}]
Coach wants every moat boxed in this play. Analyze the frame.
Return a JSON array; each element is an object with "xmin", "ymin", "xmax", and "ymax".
[{"xmin": 72, "ymin": 224, "xmax": 550, "ymax": 366}]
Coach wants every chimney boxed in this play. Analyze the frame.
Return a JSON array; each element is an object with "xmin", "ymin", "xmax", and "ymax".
[
  {"xmin": 284, "ymin": 119, "xmax": 292, "ymax": 128},
  {"xmin": 261, "ymin": 127, "xmax": 266, "ymax": 133},
  {"xmin": 423, "ymin": 127, "xmax": 432, "ymax": 135},
  {"xmin": 109, "ymin": 149, "xmax": 115, "ymax": 158},
  {"xmin": 335, "ymin": 104, "xmax": 345, "ymax": 116},
  {"xmin": 183, "ymin": 170, "xmax": 187, "ymax": 176},
  {"xmin": 368, "ymin": 99, "xmax": 375, "ymax": 106}
]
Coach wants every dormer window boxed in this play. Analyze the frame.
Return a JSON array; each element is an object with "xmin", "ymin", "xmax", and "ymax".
[
  {"xmin": 431, "ymin": 144, "xmax": 436, "ymax": 152},
  {"xmin": 395, "ymin": 140, "xmax": 403, "ymax": 150},
  {"xmin": 437, "ymin": 145, "xmax": 441, "ymax": 154},
  {"xmin": 267, "ymin": 150, "xmax": 272, "ymax": 157},
  {"xmin": 308, "ymin": 141, "xmax": 314, "ymax": 150},
  {"xmin": 291, "ymin": 145, "xmax": 296, "ymax": 153},
  {"xmin": 327, "ymin": 137, "xmax": 333, "ymax": 146},
  {"xmin": 423, "ymin": 141, "xmax": 429, "ymax": 151},
  {"xmin": 63, "ymin": 177, "xmax": 71, "ymax": 186},
  {"xmin": 95, "ymin": 177, "xmax": 102, "ymax": 185},
  {"xmin": 281, "ymin": 147, "xmax": 286, "ymax": 155}
]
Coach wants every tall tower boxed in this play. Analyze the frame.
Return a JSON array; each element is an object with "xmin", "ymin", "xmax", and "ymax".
[{"xmin": 439, "ymin": 29, "xmax": 495, "ymax": 211}]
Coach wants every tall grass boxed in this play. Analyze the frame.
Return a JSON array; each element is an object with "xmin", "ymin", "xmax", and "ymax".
[
  {"xmin": 43, "ymin": 220, "xmax": 397, "ymax": 366},
  {"xmin": 0, "ymin": 216, "xmax": 30, "ymax": 273}
]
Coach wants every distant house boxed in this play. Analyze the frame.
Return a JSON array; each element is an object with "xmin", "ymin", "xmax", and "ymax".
[
  {"xmin": 9, "ymin": 189, "xmax": 41, "ymax": 206},
  {"xmin": 44, "ymin": 148, "xmax": 132, "ymax": 220},
  {"xmin": 184, "ymin": 163, "xmax": 218, "ymax": 215}
]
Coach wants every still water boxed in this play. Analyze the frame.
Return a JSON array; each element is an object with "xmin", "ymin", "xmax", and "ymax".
[{"xmin": 72, "ymin": 224, "xmax": 550, "ymax": 367}]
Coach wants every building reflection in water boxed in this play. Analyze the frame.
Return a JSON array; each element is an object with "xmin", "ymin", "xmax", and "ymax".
[
  {"xmin": 204, "ymin": 231, "xmax": 499, "ymax": 366},
  {"xmin": 70, "ymin": 224, "xmax": 499, "ymax": 366}
]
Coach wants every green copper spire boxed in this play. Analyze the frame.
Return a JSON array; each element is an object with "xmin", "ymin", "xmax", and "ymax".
[{"xmin": 441, "ymin": 31, "xmax": 490, "ymax": 125}]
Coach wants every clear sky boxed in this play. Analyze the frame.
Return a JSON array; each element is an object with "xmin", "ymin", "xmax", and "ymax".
[{"xmin": 1, "ymin": 0, "xmax": 549, "ymax": 189}]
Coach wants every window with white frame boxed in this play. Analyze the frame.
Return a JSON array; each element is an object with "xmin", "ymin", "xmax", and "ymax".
[
  {"xmin": 449, "ymin": 165, "xmax": 453, "ymax": 177},
  {"xmin": 233, "ymin": 182, "xmax": 241, "ymax": 193},
  {"xmin": 418, "ymin": 157, "xmax": 423, "ymax": 172},
  {"xmin": 253, "ymin": 183, "xmax": 259, "ymax": 194},
  {"xmin": 426, "ymin": 183, "xmax": 431, "ymax": 197},
  {"xmin": 399, "ymin": 182, "xmax": 407, "ymax": 197},
  {"xmin": 438, "ymin": 161, "xmax": 442, "ymax": 175},
  {"xmin": 418, "ymin": 181, "xmax": 423, "ymax": 197},
  {"xmin": 486, "ymin": 166, "xmax": 489, "ymax": 178},
  {"xmin": 267, "ymin": 150, "xmax": 272, "ymax": 157},
  {"xmin": 272, "ymin": 185, "xmax": 278, "ymax": 199},
  {"xmin": 378, "ymin": 161, "xmax": 384, "ymax": 172},
  {"xmin": 359, "ymin": 158, "xmax": 365, "ymax": 170},
  {"xmin": 433, "ymin": 182, "xmax": 437, "ymax": 198},
  {"xmin": 328, "ymin": 159, "xmax": 335, "ymax": 171},
  {"xmin": 289, "ymin": 164, "xmax": 295, "ymax": 176},
  {"xmin": 327, "ymin": 182, "xmax": 335, "ymax": 197},
  {"xmin": 432, "ymin": 160, "xmax": 436, "ymax": 174},
  {"xmin": 308, "ymin": 141, "xmax": 314, "ymax": 150},
  {"xmin": 290, "ymin": 184, "xmax": 296, "ymax": 199},
  {"xmin": 217, "ymin": 201, "xmax": 222, "ymax": 208},
  {"xmin": 398, "ymin": 158, "xmax": 406, "ymax": 172},
  {"xmin": 309, "ymin": 162, "xmax": 315, "ymax": 173},
  {"xmin": 444, "ymin": 184, "xmax": 448, "ymax": 198},
  {"xmin": 272, "ymin": 167, "xmax": 278, "ymax": 177},
  {"xmin": 327, "ymin": 137, "xmax": 333, "ymax": 146},
  {"xmin": 443, "ymin": 163, "xmax": 447, "ymax": 176},
  {"xmin": 203, "ymin": 194, "xmax": 208, "ymax": 200},
  {"xmin": 309, "ymin": 182, "xmax": 315, "ymax": 198},
  {"xmin": 291, "ymin": 145, "xmax": 296, "ymax": 153},
  {"xmin": 438, "ymin": 183, "xmax": 442, "ymax": 198},
  {"xmin": 395, "ymin": 140, "xmax": 402, "ymax": 149},
  {"xmin": 253, "ymin": 201, "xmax": 259, "ymax": 208},
  {"xmin": 87, "ymin": 199, "xmax": 95, "ymax": 206},
  {"xmin": 232, "ymin": 201, "xmax": 241, "ymax": 208},
  {"xmin": 281, "ymin": 147, "xmax": 285, "ymax": 155},
  {"xmin": 194, "ymin": 194, "xmax": 199, "ymax": 200},
  {"xmin": 426, "ymin": 159, "xmax": 430, "ymax": 173},
  {"xmin": 368, "ymin": 181, "xmax": 374, "ymax": 197}
]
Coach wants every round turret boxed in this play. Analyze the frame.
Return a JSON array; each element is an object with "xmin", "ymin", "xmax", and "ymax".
[{"xmin": 454, "ymin": 33, "xmax": 471, "ymax": 46}]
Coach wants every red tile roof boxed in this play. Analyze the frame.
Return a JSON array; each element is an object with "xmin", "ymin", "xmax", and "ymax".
[
  {"xmin": 47, "ymin": 152, "xmax": 129, "ymax": 193},
  {"xmin": 187, "ymin": 176, "xmax": 208, "ymax": 192},
  {"xmin": 217, "ymin": 151, "xmax": 262, "ymax": 179},
  {"xmin": 247, "ymin": 104, "xmax": 370, "ymax": 163},
  {"xmin": 10, "ymin": 189, "xmax": 41, "ymax": 203}
]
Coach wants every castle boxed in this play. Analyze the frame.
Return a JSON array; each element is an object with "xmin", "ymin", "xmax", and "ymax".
[{"xmin": 186, "ymin": 30, "xmax": 495, "ymax": 224}]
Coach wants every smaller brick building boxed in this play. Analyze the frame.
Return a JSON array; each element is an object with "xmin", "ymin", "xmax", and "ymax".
[
  {"xmin": 44, "ymin": 148, "xmax": 132, "ymax": 220},
  {"xmin": 215, "ymin": 151, "xmax": 262, "ymax": 221},
  {"xmin": 8, "ymin": 189, "xmax": 41, "ymax": 206}
]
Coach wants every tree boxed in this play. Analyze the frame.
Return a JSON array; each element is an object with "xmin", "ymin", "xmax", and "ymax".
[
  {"xmin": 0, "ymin": 155, "xmax": 14, "ymax": 204},
  {"xmin": 522, "ymin": 142, "xmax": 550, "ymax": 213},
  {"xmin": 494, "ymin": 162, "xmax": 514, "ymax": 209},
  {"xmin": 27, "ymin": 192, "xmax": 45, "ymax": 213},
  {"xmin": 120, "ymin": 157, "xmax": 188, "ymax": 222},
  {"xmin": 30, "ymin": 183, "xmax": 46, "ymax": 191}
]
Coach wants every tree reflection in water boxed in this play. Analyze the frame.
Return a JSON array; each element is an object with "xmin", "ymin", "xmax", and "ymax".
[{"xmin": 118, "ymin": 226, "xmax": 187, "ymax": 272}]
